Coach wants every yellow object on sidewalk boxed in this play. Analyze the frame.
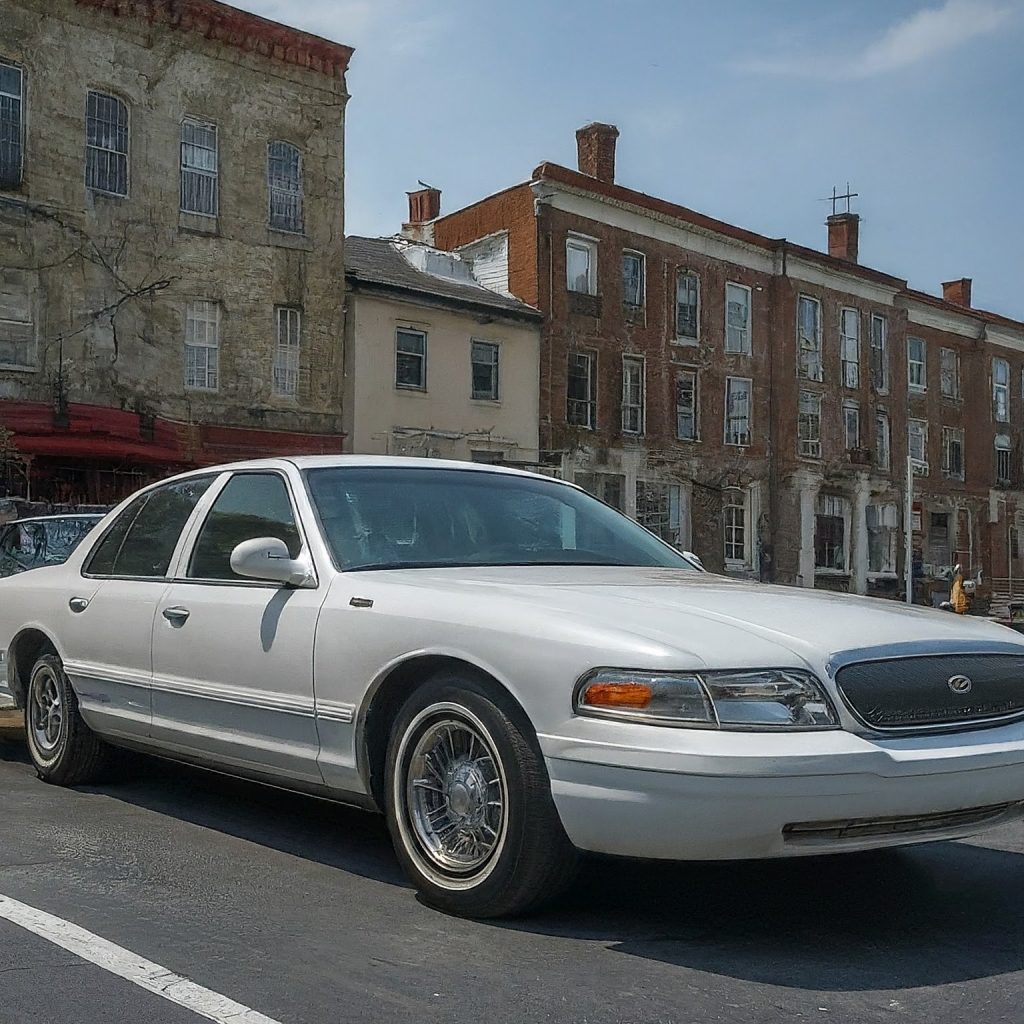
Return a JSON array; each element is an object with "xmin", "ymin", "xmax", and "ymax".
[{"xmin": 950, "ymin": 573, "xmax": 969, "ymax": 615}]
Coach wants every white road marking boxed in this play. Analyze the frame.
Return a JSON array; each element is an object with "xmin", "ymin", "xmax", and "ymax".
[{"xmin": 0, "ymin": 893, "xmax": 283, "ymax": 1024}]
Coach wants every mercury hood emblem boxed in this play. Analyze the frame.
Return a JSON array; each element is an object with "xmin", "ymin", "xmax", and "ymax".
[{"xmin": 948, "ymin": 674, "xmax": 973, "ymax": 695}]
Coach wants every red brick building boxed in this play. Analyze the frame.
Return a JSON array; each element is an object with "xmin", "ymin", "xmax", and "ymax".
[{"xmin": 427, "ymin": 123, "xmax": 1024, "ymax": 610}]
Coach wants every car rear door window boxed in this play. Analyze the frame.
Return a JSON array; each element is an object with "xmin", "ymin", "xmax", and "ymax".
[
  {"xmin": 86, "ymin": 478, "xmax": 213, "ymax": 578},
  {"xmin": 187, "ymin": 472, "xmax": 301, "ymax": 581}
]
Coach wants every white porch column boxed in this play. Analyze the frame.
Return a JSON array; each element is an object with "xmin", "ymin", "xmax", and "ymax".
[
  {"xmin": 797, "ymin": 473, "xmax": 819, "ymax": 588},
  {"xmin": 851, "ymin": 472, "xmax": 870, "ymax": 596}
]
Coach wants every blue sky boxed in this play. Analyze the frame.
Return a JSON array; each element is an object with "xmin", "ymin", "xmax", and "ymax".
[{"xmin": 237, "ymin": 0, "xmax": 1024, "ymax": 319}]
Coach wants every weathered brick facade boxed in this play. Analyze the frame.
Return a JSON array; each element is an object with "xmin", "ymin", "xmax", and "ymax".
[{"xmin": 0, "ymin": 0, "xmax": 352, "ymax": 504}]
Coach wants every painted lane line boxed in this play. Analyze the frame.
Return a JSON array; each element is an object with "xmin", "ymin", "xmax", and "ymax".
[{"xmin": 0, "ymin": 893, "xmax": 283, "ymax": 1024}]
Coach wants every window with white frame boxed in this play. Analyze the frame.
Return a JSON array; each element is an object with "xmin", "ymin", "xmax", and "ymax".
[
  {"xmin": 993, "ymin": 357, "xmax": 1010, "ymax": 422},
  {"xmin": 268, "ymin": 141, "xmax": 303, "ymax": 233},
  {"xmin": 867, "ymin": 503, "xmax": 898, "ymax": 574},
  {"xmin": 621, "ymin": 356, "xmax": 644, "ymax": 435},
  {"xmin": 942, "ymin": 426, "xmax": 964, "ymax": 480},
  {"xmin": 675, "ymin": 271, "xmax": 699, "ymax": 342},
  {"xmin": 184, "ymin": 300, "xmax": 219, "ymax": 391},
  {"xmin": 725, "ymin": 282, "xmax": 751, "ymax": 354},
  {"xmin": 843, "ymin": 400, "xmax": 860, "ymax": 451},
  {"xmin": 723, "ymin": 487, "xmax": 748, "ymax": 567},
  {"xmin": 621, "ymin": 250, "xmax": 644, "ymax": 308},
  {"xmin": 797, "ymin": 295, "xmax": 822, "ymax": 381},
  {"xmin": 996, "ymin": 434, "xmax": 1012, "ymax": 486},
  {"xmin": 798, "ymin": 390, "xmax": 821, "ymax": 457},
  {"xmin": 940, "ymin": 347, "xmax": 960, "ymax": 399},
  {"xmin": 0, "ymin": 60, "xmax": 24, "ymax": 189},
  {"xmin": 85, "ymin": 90, "xmax": 129, "ymax": 196},
  {"xmin": 815, "ymin": 494, "xmax": 849, "ymax": 572},
  {"xmin": 875, "ymin": 409, "xmax": 891, "ymax": 470},
  {"xmin": 907, "ymin": 336, "xmax": 927, "ymax": 392},
  {"xmin": 566, "ymin": 236, "xmax": 596, "ymax": 295},
  {"xmin": 675, "ymin": 370, "xmax": 698, "ymax": 441},
  {"xmin": 180, "ymin": 118, "xmax": 218, "ymax": 216},
  {"xmin": 395, "ymin": 327, "xmax": 426, "ymax": 390},
  {"xmin": 871, "ymin": 314, "xmax": 889, "ymax": 392},
  {"xmin": 567, "ymin": 350, "xmax": 596, "ymax": 427},
  {"xmin": 636, "ymin": 480, "xmax": 682, "ymax": 547},
  {"xmin": 273, "ymin": 307, "xmax": 301, "ymax": 397},
  {"xmin": 724, "ymin": 376, "xmax": 751, "ymax": 446},
  {"xmin": 471, "ymin": 340, "xmax": 499, "ymax": 401},
  {"xmin": 909, "ymin": 418, "xmax": 929, "ymax": 474},
  {"xmin": 840, "ymin": 307, "xmax": 860, "ymax": 388}
]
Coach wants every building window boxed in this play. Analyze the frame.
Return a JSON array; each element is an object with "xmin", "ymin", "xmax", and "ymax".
[
  {"xmin": 797, "ymin": 295, "xmax": 822, "ymax": 381},
  {"xmin": 927, "ymin": 512, "xmax": 951, "ymax": 572},
  {"xmin": 875, "ymin": 410, "xmax": 891, "ymax": 470},
  {"xmin": 723, "ymin": 488, "xmax": 748, "ymax": 567},
  {"xmin": 574, "ymin": 471, "xmax": 624, "ymax": 511},
  {"xmin": 840, "ymin": 308, "xmax": 860, "ymax": 388},
  {"xmin": 0, "ymin": 269, "xmax": 34, "ymax": 370},
  {"xmin": 621, "ymin": 356, "xmax": 644, "ymax": 435},
  {"xmin": 815, "ymin": 495, "xmax": 849, "ymax": 572},
  {"xmin": 268, "ymin": 141, "xmax": 303, "ymax": 233},
  {"xmin": 724, "ymin": 376, "xmax": 751, "ymax": 446},
  {"xmin": 395, "ymin": 327, "xmax": 426, "ymax": 390},
  {"xmin": 938, "ymin": 347, "xmax": 960, "ymax": 399},
  {"xmin": 567, "ymin": 351, "xmax": 596, "ymax": 428},
  {"xmin": 867, "ymin": 503, "xmax": 898, "ymax": 574},
  {"xmin": 471, "ymin": 340, "xmax": 499, "ymax": 401},
  {"xmin": 180, "ymin": 118, "xmax": 218, "ymax": 216},
  {"xmin": 843, "ymin": 401, "xmax": 860, "ymax": 451},
  {"xmin": 996, "ymin": 434, "xmax": 1012, "ymax": 486},
  {"xmin": 566, "ymin": 236, "xmax": 596, "ymax": 295},
  {"xmin": 184, "ymin": 300, "xmax": 219, "ymax": 391},
  {"xmin": 0, "ymin": 60, "xmax": 24, "ymax": 189},
  {"xmin": 909, "ymin": 418, "xmax": 929, "ymax": 474},
  {"xmin": 993, "ymin": 357, "xmax": 1010, "ymax": 422},
  {"xmin": 942, "ymin": 426, "xmax": 965, "ymax": 481},
  {"xmin": 871, "ymin": 314, "xmax": 889, "ymax": 393},
  {"xmin": 622, "ymin": 251, "xmax": 644, "ymax": 308},
  {"xmin": 273, "ymin": 307, "xmax": 301, "ymax": 397},
  {"xmin": 675, "ymin": 271, "xmax": 699, "ymax": 343},
  {"xmin": 907, "ymin": 336, "xmax": 927, "ymax": 392},
  {"xmin": 675, "ymin": 370, "xmax": 698, "ymax": 441},
  {"xmin": 636, "ymin": 481, "xmax": 682, "ymax": 547},
  {"xmin": 798, "ymin": 390, "xmax": 821, "ymax": 458},
  {"xmin": 85, "ymin": 90, "xmax": 129, "ymax": 196},
  {"xmin": 725, "ymin": 283, "xmax": 751, "ymax": 354}
]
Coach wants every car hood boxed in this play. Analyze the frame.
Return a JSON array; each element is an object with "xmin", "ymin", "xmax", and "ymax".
[{"xmin": 373, "ymin": 565, "xmax": 1021, "ymax": 669}]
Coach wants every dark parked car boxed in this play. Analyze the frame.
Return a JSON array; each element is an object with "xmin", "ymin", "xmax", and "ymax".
[{"xmin": 0, "ymin": 514, "xmax": 104, "ymax": 579}]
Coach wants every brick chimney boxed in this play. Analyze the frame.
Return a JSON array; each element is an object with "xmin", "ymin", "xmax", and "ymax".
[
  {"xmin": 401, "ymin": 186, "xmax": 441, "ymax": 243},
  {"xmin": 576, "ymin": 123, "xmax": 619, "ymax": 183},
  {"xmin": 942, "ymin": 277, "xmax": 972, "ymax": 308},
  {"xmin": 827, "ymin": 213, "xmax": 860, "ymax": 263}
]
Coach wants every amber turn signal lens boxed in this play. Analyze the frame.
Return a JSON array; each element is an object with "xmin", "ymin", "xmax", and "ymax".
[{"xmin": 582, "ymin": 681, "xmax": 653, "ymax": 709}]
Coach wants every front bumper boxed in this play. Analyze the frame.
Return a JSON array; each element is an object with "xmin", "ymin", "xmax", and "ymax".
[{"xmin": 540, "ymin": 718, "xmax": 1024, "ymax": 859}]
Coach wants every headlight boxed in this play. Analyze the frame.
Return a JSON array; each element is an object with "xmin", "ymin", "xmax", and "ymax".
[{"xmin": 575, "ymin": 668, "xmax": 838, "ymax": 730}]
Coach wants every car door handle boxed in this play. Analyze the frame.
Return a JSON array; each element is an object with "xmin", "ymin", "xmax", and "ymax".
[
  {"xmin": 69, "ymin": 597, "xmax": 90, "ymax": 614},
  {"xmin": 162, "ymin": 606, "xmax": 191, "ymax": 626}
]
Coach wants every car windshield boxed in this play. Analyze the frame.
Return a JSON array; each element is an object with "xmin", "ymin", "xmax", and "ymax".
[
  {"xmin": 0, "ymin": 518, "xmax": 99, "ymax": 578},
  {"xmin": 305, "ymin": 466, "xmax": 695, "ymax": 571}
]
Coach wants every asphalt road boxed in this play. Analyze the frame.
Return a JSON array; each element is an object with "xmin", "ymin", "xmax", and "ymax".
[{"xmin": 2, "ymin": 710, "xmax": 1024, "ymax": 1024}]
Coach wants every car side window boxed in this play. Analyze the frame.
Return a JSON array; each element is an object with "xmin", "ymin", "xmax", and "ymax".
[
  {"xmin": 187, "ymin": 473, "xmax": 302, "ymax": 581},
  {"xmin": 86, "ymin": 478, "xmax": 213, "ymax": 578}
]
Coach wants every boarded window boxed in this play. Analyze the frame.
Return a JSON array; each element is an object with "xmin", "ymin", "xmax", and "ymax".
[
  {"xmin": 268, "ymin": 141, "xmax": 303, "ymax": 232},
  {"xmin": 940, "ymin": 348, "xmax": 959, "ymax": 399},
  {"xmin": 181, "ymin": 118, "xmax": 218, "ymax": 216},
  {"xmin": 85, "ymin": 91, "xmax": 129, "ymax": 196}
]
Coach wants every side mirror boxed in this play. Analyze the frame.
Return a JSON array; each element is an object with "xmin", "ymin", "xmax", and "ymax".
[
  {"xmin": 229, "ymin": 537, "xmax": 315, "ymax": 588},
  {"xmin": 683, "ymin": 550, "xmax": 706, "ymax": 572}
]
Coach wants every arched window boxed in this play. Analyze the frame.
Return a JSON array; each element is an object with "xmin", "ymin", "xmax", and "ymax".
[
  {"xmin": 86, "ymin": 90, "xmax": 129, "ymax": 196},
  {"xmin": 267, "ymin": 141, "xmax": 303, "ymax": 233}
]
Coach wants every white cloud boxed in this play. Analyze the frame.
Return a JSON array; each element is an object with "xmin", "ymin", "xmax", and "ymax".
[{"xmin": 735, "ymin": 0, "xmax": 1015, "ymax": 79}]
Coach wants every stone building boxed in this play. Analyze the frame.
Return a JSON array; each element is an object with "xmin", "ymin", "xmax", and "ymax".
[
  {"xmin": 0, "ymin": 0, "xmax": 353, "ymax": 505},
  {"xmin": 427, "ymin": 123, "xmax": 1024, "ymax": 608},
  {"xmin": 343, "ymin": 230, "xmax": 542, "ymax": 464}
]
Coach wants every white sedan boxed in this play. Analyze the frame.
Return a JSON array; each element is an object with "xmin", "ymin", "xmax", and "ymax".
[{"xmin": 3, "ymin": 456, "xmax": 1024, "ymax": 918}]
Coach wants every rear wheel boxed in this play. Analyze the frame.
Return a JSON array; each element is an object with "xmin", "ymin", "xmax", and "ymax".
[
  {"xmin": 385, "ymin": 673, "xmax": 577, "ymax": 918},
  {"xmin": 26, "ymin": 653, "xmax": 111, "ymax": 786}
]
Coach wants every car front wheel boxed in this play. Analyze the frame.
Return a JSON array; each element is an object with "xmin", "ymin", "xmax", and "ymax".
[
  {"xmin": 26, "ymin": 652, "xmax": 111, "ymax": 786},
  {"xmin": 385, "ymin": 673, "xmax": 577, "ymax": 918}
]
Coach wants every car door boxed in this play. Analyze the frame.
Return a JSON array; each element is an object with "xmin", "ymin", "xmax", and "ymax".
[
  {"xmin": 60, "ymin": 477, "xmax": 215, "ymax": 743},
  {"xmin": 150, "ymin": 470, "xmax": 326, "ymax": 784}
]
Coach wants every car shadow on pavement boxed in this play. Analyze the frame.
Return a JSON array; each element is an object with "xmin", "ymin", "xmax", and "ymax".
[{"xmin": 500, "ymin": 840, "xmax": 1024, "ymax": 991}]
